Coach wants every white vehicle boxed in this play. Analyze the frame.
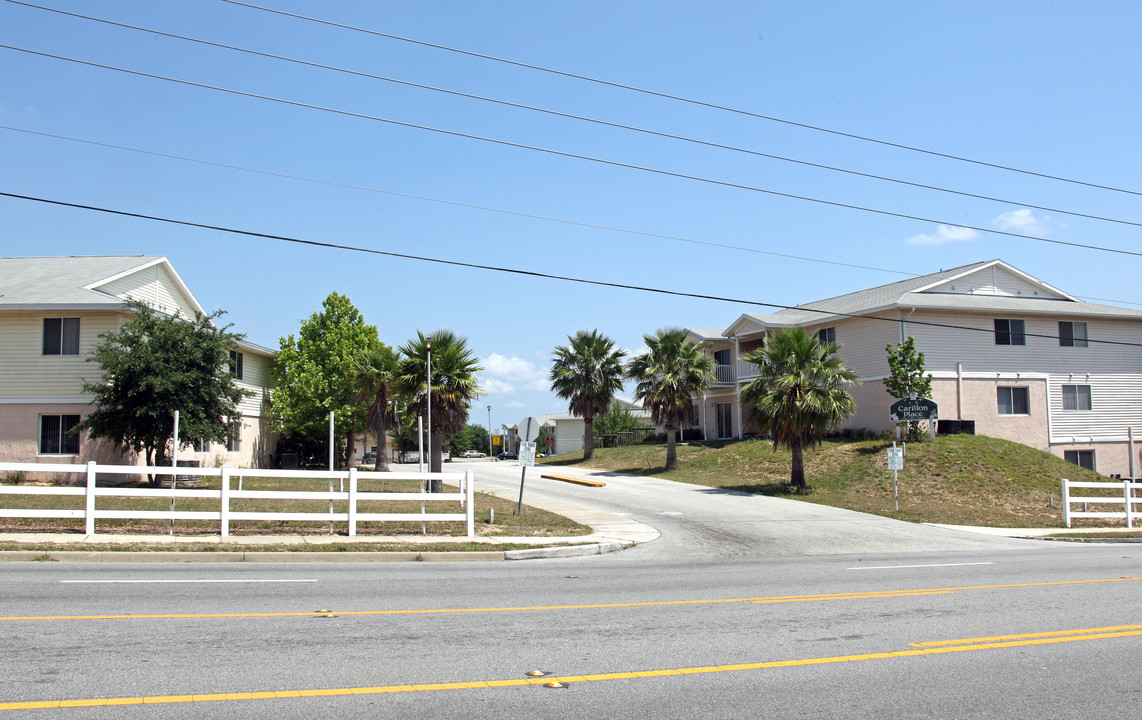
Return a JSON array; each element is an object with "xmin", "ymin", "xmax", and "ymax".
[{"xmin": 459, "ymin": 450, "xmax": 486, "ymax": 458}]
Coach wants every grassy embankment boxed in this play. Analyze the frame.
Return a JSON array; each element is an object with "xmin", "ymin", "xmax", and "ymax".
[{"xmin": 544, "ymin": 433, "xmax": 1132, "ymax": 530}]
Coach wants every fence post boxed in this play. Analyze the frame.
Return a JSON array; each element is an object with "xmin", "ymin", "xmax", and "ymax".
[
  {"xmin": 1125, "ymin": 479, "xmax": 1134, "ymax": 530},
  {"xmin": 1061, "ymin": 478, "xmax": 1071, "ymax": 528},
  {"xmin": 465, "ymin": 469, "xmax": 475, "ymax": 538},
  {"xmin": 348, "ymin": 467, "xmax": 358, "ymax": 537},
  {"xmin": 85, "ymin": 462, "xmax": 97, "ymax": 535},
  {"xmin": 220, "ymin": 466, "xmax": 231, "ymax": 537}
]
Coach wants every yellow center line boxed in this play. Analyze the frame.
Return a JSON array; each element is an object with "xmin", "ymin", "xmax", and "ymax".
[
  {"xmin": 2, "ymin": 577, "xmax": 1138, "ymax": 623},
  {"xmin": 3, "ymin": 626, "xmax": 1139, "ymax": 711},
  {"xmin": 910, "ymin": 625, "xmax": 1142, "ymax": 647}
]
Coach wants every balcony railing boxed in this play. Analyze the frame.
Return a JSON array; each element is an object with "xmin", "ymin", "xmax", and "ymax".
[
  {"xmin": 738, "ymin": 359, "xmax": 762, "ymax": 378},
  {"xmin": 714, "ymin": 364, "xmax": 735, "ymax": 384}
]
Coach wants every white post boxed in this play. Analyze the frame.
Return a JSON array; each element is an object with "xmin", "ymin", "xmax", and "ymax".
[
  {"xmin": 1125, "ymin": 479, "xmax": 1133, "ymax": 529},
  {"xmin": 465, "ymin": 469, "xmax": 475, "ymax": 537},
  {"xmin": 427, "ymin": 338, "xmax": 433, "ymax": 477},
  {"xmin": 1130, "ymin": 427, "xmax": 1136, "ymax": 480},
  {"xmin": 348, "ymin": 467, "xmax": 358, "ymax": 537},
  {"xmin": 417, "ymin": 416, "xmax": 424, "ymax": 474},
  {"xmin": 328, "ymin": 410, "xmax": 335, "ymax": 534},
  {"xmin": 220, "ymin": 465, "xmax": 231, "ymax": 537},
  {"xmin": 170, "ymin": 410, "xmax": 179, "ymax": 535},
  {"xmin": 1062, "ymin": 478, "xmax": 1071, "ymax": 528},
  {"xmin": 85, "ymin": 461, "xmax": 96, "ymax": 535},
  {"xmin": 893, "ymin": 441, "xmax": 899, "ymax": 513}
]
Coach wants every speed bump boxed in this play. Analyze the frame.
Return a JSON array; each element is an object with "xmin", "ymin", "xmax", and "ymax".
[{"xmin": 540, "ymin": 474, "xmax": 605, "ymax": 488}]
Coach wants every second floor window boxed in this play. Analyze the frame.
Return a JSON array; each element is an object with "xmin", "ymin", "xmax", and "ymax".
[
  {"xmin": 1062, "ymin": 384, "xmax": 1092, "ymax": 411},
  {"xmin": 994, "ymin": 319, "xmax": 1026, "ymax": 346},
  {"xmin": 229, "ymin": 350, "xmax": 244, "ymax": 380},
  {"xmin": 43, "ymin": 318, "xmax": 80, "ymax": 355},
  {"xmin": 817, "ymin": 327, "xmax": 836, "ymax": 344},
  {"xmin": 713, "ymin": 349, "xmax": 731, "ymax": 365},
  {"xmin": 1059, "ymin": 321, "xmax": 1088, "ymax": 347}
]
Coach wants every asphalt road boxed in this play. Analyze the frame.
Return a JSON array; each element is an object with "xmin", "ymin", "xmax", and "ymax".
[{"xmin": 2, "ymin": 461, "xmax": 1140, "ymax": 718}]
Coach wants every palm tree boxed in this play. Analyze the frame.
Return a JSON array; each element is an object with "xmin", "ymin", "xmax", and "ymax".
[
  {"xmin": 353, "ymin": 343, "xmax": 401, "ymax": 472},
  {"xmin": 397, "ymin": 330, "xmax": 483, "ymax": 479},
  {"xmin": 741, "ymin": 327, "xmax": 858, "ymax": 494},
  {"xmin": 549, "ymin": 330, "xmax": 628, "ymax": 460},
  {"xmin": 627, "ymin": 327, "xmax": 715, "ymax": 472}
]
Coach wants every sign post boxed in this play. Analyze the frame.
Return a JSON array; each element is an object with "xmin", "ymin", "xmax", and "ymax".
[
  {"xmin": 886, "ymin": 442, "xmax": 904, "ymax": 512},
  {"xmin": 515, "ymin": 417, "xmax": 541, "ymax": 514}
]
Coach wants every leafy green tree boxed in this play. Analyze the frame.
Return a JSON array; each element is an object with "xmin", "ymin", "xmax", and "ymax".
[
  {"xmin": 449, "ymin": 423, "xmax": 490, "ymax": 455},
  {"xmin": 627, "ymin": 327, "xmax": 714, "ymax": 471},
  {"xmin": 271, "ymin": 293, "xmax": 381, "ymax": 468},
  {"xmin": 885, "ymin": 336, "xmax": 933, "ymax": 441},
  {"xmin": 592, "ymin": 401, "xmax": 639, "ymax": 442},
  {"xmin": 77, "ymin": 300, "xmax": 251, "ymax": 484},
  {"xmin": 550, "ymin": 330, "xmax": 628, "ymax": 460},
  {"xmin": 397, "ymin": 330, "xmax": 483, "ymax": 479},
  {"xmin": 352, "ymin": 343, "xmax": 402, "ymax": 471},
  {"xmin": 741, "ymin": 327, "xmax": 858, "ymax": 493}
]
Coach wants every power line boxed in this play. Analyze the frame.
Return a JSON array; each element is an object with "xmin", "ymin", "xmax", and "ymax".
[
  {"xmin": 220, "ymin": 0, "xmax": 1142, "ymax": 199},
  {"xmin": 10, "ymin": 1, "xmax": 1142, "ymax": 231},
  {"xmin": 0, "ymin": 124, "xmax": 915, "ymax": 277},
  {"xmin": 3, "ymin": 190, "xmax": 1141, "ymax": 347},
  {"xmin": 4, "ymin": 43, "xmax": 1141, "ymax": 260}
]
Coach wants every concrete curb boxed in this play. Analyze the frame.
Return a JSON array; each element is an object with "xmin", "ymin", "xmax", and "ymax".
[
  {"xmin": 505, "ymin": 541, "xmax": 633, "ymax": 560},
  {"xmin": 0, "ymin": 550, "xmax": 509, "ymax": 563}
]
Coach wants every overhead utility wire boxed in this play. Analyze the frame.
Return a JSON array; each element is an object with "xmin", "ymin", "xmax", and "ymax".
[
  {"xmin": 0, "ymin": 125, "xmax": 912, "ymax": 277},
  {"xmin": 4, "ymin": 190, "xmax": 1140, "ymax": 347},
  {"xmin": 221, "ymin": 0, "xmax": 1142, "ymax": 199},
  {"xmin": 4, "ymin": 125, "xmax": 1137, "ymax": 308},
  {"xmin": 11, "ymin": 1, "xmax": 1141, "ymax": 232},
  {"xmin": 4, "ymin": 44, "xmax": 1141, "ymax": 261}
]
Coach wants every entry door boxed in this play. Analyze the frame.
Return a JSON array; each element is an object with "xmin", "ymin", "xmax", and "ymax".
[{"xmin": 716, "ymin": 403, "xmax": 733, "ymax": 440}]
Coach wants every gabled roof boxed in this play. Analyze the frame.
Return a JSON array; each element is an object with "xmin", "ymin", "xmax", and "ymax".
[
  {"xmin": 0, "ymin": 255, "xmax": 204, "ymax": 313},
  {"xmin": 722, "ymin": 259, "xmax": 1142, "ymax": 336}
]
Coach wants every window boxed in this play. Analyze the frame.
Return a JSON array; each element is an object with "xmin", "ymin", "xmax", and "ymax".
[
  {"xmin": 994, "ymin": 319, "xmax": 1025, "ymax": 346},
  {"xmin": 997, "ymin": 387, "xmax": 1030, "ymax": 415},
  {"xmin": 712, "ymin": 348, "xmax": 731, "ymax": 365},
  {"xmin": 1062, "ymin": 384, "xmax": 1092, "ymax": 411},
  {"xmin": 40, "ymin": 415, "xmax": 80, "ymax": 454},
  {"xmin": 1064, "ymin": 449, "xmax": 1095, "ymax": 471},
  {"xmin": 817, "ymin": 327, "xmax": 836, "ymax": 344},
  {"xmin": 1059, "ymin": 321, "xmax": 1088, "ymax": 348},
  {"xmin": 716, "ymin": 403, "xmax": 733, "ymax": 439},
  {"xmin": 229, "ymin": 350, "xmax": 244, "ymax": 380},
  {"xmin": 226, "ymin": 420, "xmax": 241, "ymax": 453},
  {"xmin": 191, "ymin": 437, "xmax": 209, "ymax": 453},
  {"xmin": 42, "ymin": 318, "xmax": 80, "ymax": 355}
]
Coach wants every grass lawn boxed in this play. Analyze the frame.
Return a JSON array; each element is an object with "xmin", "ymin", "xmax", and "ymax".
[
  {"xmin": 0, "ymin": 473, "xmax": 590, "ymax": 539},
  {"xmin": 542, "ymin": 434, "xmax": 1127, "ymax": 529}
]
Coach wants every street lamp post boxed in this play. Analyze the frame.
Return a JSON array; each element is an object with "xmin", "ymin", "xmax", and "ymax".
[
  {"xmin": 487, "ymin": 405, "xmax": 492, "ymax": 458},
  {"xmin": 426, "ymin": 337, "xmax": 433, "ymax": 477}
]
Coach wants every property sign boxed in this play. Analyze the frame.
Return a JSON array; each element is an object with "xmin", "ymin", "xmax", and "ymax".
[
  {"xmin": 889, "ymin": 397, "xmax": 938, "ymax": 422},
  {"xmin": 519, "ymin": 441, "xmax": 537, "ymax": 467},
  {"xmin": 886, "ymin": 447, "xmax": 904, "ymax": 470}
]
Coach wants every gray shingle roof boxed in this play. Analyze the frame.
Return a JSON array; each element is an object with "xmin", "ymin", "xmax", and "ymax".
[{"xmin": 0, "ymin": 255, "xmax": 166, "ymax": 307}]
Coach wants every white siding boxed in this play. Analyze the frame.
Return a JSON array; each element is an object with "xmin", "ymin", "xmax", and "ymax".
[
  {"xmin": 0, "ymin": 311, "xmax": 120, "ymax": 398},
  {"xmin": 825, "ymin": 315, "xmax": 904, "ymax": 378},
  {"xmin": 1048, "ymin": 373, "xmax": 1142, "ymax": 441},
  {"xmin": 235, "ymin": 351, "xmax": 274, "ymax": 417},
  {"xmin": 97, "ymin": 264, "xmax": 197, "ymax": 317},
  {"xmin": 928, "ymin": 266, "xmax": 1056, "ymax": 298}
]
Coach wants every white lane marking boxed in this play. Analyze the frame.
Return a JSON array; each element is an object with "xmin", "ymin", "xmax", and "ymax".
[
  {"xmin": 656, "ymin": 511, "xmax": 684, "ymax": 516},
  {"xmin": 60, "ymin": 579, "xmax": 318, "ymax": 584},
  {"xmin": 846, "ymin": 562, "xmax": 994, "ymax": 571}
]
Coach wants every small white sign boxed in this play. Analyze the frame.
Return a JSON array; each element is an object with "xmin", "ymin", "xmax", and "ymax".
[
  {"xmin": 887, "ymin": 447, "xmax": 904, "ymax": 470},
  {"xmin": 519, "ymin": 441, "xmax": 537, "ymax": 467}
]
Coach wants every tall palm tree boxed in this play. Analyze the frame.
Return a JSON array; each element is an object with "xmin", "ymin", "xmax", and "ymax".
[
  {"xmin": 741, "ymin": 327, "xmax": 858, "ymax": 494},
  {"xmin": 549, "ymin": 330, "xmax": 628, "ymax": 460},
  {"xmin": 627, "ymin": 327, "xmax": 715, "ymax": 472},
  {"xmin": 397, "ymin": 330, "xmax": 483, "ymax": 479},
  {"xmin": 352, "ymin": 343, "xmax": 401, "ymax": 472}
]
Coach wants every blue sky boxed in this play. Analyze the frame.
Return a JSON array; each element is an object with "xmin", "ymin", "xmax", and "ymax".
[{"xmin": 3, "ymin": 1, "xmax": 1141, "ymax": 430}]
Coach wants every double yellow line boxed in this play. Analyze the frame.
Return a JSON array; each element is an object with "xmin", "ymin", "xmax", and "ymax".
[{"xmin": 3, "ymin": 625, "xmax": 1139, "ymax": 711}]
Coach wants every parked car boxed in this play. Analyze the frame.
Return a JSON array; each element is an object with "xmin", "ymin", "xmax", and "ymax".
[
  {"xmin": 362, "ymin": 452, "xmax": 376, "ymax": 464},
  {"xmin": 442, "ymin": 451, "xmax": 451, "ymax": 463},
  {"xmin": 497, "ymin": 451, "xmax": 518, "ymax": 461},
  {"xmin": 459, "ymin": 450, "xmax": 486, "ymax": 458}
]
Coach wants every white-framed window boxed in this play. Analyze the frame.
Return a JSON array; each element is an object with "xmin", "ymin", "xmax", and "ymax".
[
  {"xmin": 713, "ymin": 348, "xmax": 731, "ymax": 365},
  {"xmin": 226, "ymin": 420, "xmax": 241, "ymax": 453},
  {"xmin": 229, "ymin": 350, "xmax": 244, "ymax": 380},
  {"xmin": 994, "ymin": 319, "xmax": 1026, "ymax": 346},
  {"xmin": 817, "ymin": 327, "xmax": 836, "ymax": 344},
  {"xmin": 997, "ymin": 387, "xmax": 1030, "ymax": 415},
  {"xmin": 43, "ymin": 318, "xmax": 80, "ymax": 355},
  {"xmin": 1062, "ymin": 384, "xmax": 1092, "ymax": 411},
  {"xmin": 1064, "ymin": 449, "xmax": 1095, "ymax": 471},
  {"xmin": 1058, "ymin": 322, "xmax": 1088, "ymax": 348},
  {"xmin": 40, "ymin": 415, "xmax": 80, "ymax": 454}
]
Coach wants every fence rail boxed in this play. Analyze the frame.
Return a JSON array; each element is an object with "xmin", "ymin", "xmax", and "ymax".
[
  {"xmin": 1061, "ymin": 478, "xmax": 1140, "ymax": 528},
  {"xmin": 0, "ymin": 462, "xmax": 475, "ymax": 537}
]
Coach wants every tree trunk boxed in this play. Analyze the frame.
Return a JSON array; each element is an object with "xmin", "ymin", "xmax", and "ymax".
[
  {"xmin": 145, "ymin": 446, "xmax": 159, "ymax": 487},
  {"xmin": 790, "ymin": 442, "xmax": 807, "ymax": 493},
  {"xmin": 344, "ymin": 428, "xmax": 355, "ymax": 471},
  {"xmin": 583, "ymin": 414, "xmax": 595, "ymax": 460},
  {"xmin": 428, "ymin": 431, "xmax": 443, "ymax": 491},
  {"xmin": 664, "ymin": 425, "xmax": 678, "ymax": 471},
  {"xmin": 375, "ymin": 429, "xmax": 389, "ymax": 472}
]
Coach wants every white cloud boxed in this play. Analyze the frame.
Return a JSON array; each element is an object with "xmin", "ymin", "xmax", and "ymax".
[
  {"xmin": 481, "ymin": 353, "xmax": 549, "ymax": 394},
  {"xmin": 904, "ymin": 224, "xmax": 979, "ymax": 246},
  {"xmin": 994, "ymin": 208, "xmax": 1050, "ymax": 237},
  {"xmin": 505, "ymin": 400, "xmax": 524, "ymax": 409}
]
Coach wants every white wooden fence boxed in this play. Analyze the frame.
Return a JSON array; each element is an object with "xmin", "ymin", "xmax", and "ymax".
[
  {"xmin": 0, "ymin": 462, "xmax": 475, "ymax": 537},
  {"xmin": 1061, "ymin": 478, "xmax": 1140, "ymax": 528}
]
